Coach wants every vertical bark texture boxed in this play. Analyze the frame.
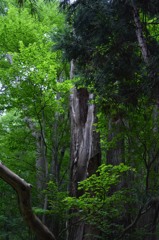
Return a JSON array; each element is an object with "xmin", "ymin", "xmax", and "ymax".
[
  {"xmin": 70, "ymin": 88, "xmax": 100, "ymax": 196},
  {"xmin": 68, "ymin": 61, "xmax": 101, "ymax": 240},
  {"xmin": 131, "ymin": 0, "xmax": 149, "ymax": 64}
]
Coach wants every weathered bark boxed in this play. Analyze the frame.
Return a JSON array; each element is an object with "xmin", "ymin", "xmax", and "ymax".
[
  {"xmin": 0, "ymin": 162, "xmax": 56, "ymax": 240},
  {"xmin": 131, "ymin": 0, "xmax": 149, "ymax": 64},
  {"xmin": 131, "ymin": 0, "xmax": 157, "ymax": 92},
  {"xmin": 70, "ymin": 88, "xmax": 100, "ymax": 195},
  {"xmin": 68, "ymin": 61, "xmax": 101, "ymax": 240},
  {"xmin": 69, "ymin": 88, "xmax": 101, "ymax": 240}
]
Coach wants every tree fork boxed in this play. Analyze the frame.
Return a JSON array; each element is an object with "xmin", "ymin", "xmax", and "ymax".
[{"xmin": 0, "ymin": 162, "xmax": 56, "ymax": 240}]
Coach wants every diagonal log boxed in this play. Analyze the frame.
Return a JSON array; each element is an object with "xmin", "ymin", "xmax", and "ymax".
[{"xmin": 0, "ymin": 162, "xmax": 56, "ymax": 240}]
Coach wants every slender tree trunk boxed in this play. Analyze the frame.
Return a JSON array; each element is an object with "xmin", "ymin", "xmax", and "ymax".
[
  {"xmin": 131, "ymin": 3, "xmax": 159, "ymax": 239},
  {"xmin": 24, "ymin": 116, "xmax": 48, "ymax": 223},
  {"xmin": 131, "ymin": 0, "xmax": 149, "ymax": 64}
]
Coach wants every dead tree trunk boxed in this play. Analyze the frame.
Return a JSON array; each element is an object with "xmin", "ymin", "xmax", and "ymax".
[{"xmin": 68, "ymin": 61, "xmax": 101, "ymax": 240}]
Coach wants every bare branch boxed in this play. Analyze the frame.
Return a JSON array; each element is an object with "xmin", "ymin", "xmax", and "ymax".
[
  {"xmin": 0, "ymin": 162, "xmax": 56, "ymax": 240},
  {"xmin": 118, "ymin": 206, "xmax": 144, "ymax": 239}
]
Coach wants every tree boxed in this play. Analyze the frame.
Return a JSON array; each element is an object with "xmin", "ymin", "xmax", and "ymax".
[
  {"xmin": 67, "ymin": 60, "xmax": 101, "ymax": 240},
  {"xmin": 0, "ymin": 0, "xmax": 71, "ymax": 238},
  {"xmin": 61, "ymin": 0, "xmax": 159, "ymax": 239},
  {"xmin": 2, "ymin": 0, "xmax": 159, "ymax": 239}
]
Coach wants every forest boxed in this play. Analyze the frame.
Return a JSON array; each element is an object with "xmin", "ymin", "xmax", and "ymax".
[{"xmin": 0, "ymin": 0, "xmax": 159, "ymax": 239}]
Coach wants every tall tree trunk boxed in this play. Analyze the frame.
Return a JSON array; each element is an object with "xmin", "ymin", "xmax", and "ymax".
[
  {"xmin": 68, "ymin": 61, "xmax": 101, "ymax": 240},
  {"xmin": 24, "ymin": 115, "xmax": 48, "ymax": 223},
  {"xmin": 131, "ymin": 3, "xmax": 159, "ymax": 239},
  {"xmin": 131, "ymin": 0, "xmax": 149, "ymax": 65}
]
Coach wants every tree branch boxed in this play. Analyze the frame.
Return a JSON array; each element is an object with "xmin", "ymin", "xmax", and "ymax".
[
  {"xmin": 118, "ymin": 206, "xmax": 144, "ymax": 239},
  {"xmin": 0, "ymin": 162, "xmax": 56, "ymax": 240}
]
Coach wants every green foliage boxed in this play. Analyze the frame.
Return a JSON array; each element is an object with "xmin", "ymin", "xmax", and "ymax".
[
  {"xmin": 2, "ymin": 1, "xmax": 159, "ymax": 239},
  {"xmin": 0, "ymin": 109, "xmax": 36, "ymax": 178},
  {"xmin": 60, "ymin": 0, "xmax": 144, "ymax": 104},
  {"xmin": 44, "ymin": 181, "xmax": 67, "ymax": 218},
  {"xmin": 0, "ymin": 6, "xmax": 41, "ymax": 52},
  {"xmin": 0, "ymin": 1, "xmax": 70, "ymax": 239},
  {"xmin": 61, "ymin": 0, "xmax": 159, "ymax": 104},
  {"xmin": 0, "ymin": 1, "xmax": 70, "ymax": 115},
  {"xmin": 65, "ymin": 163, "xmax": 135, "ymax": 238}
]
